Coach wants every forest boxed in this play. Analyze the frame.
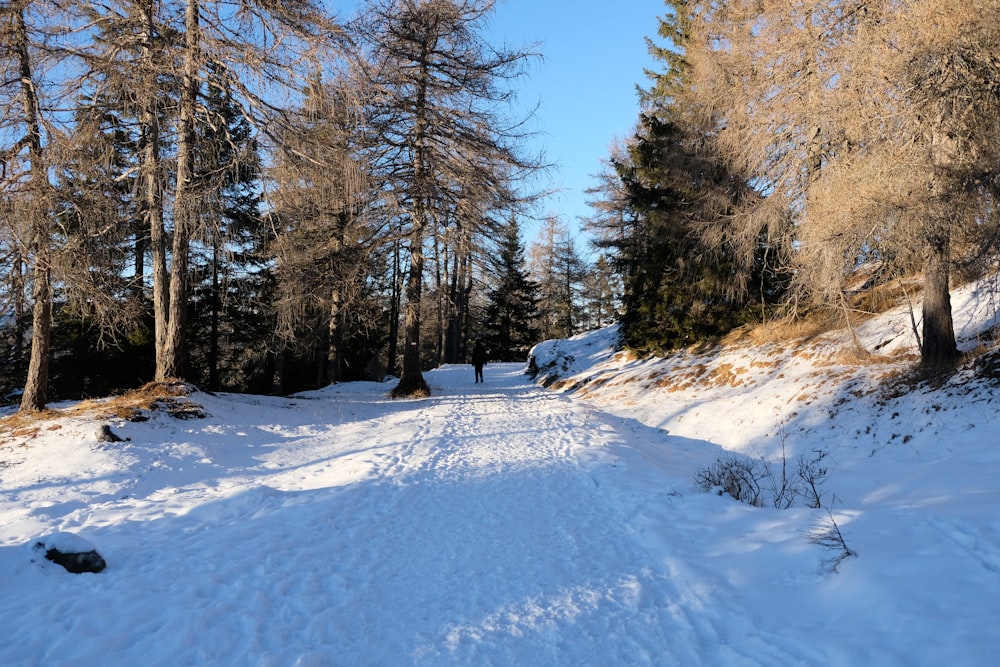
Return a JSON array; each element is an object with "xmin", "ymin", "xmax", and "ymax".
[
  {"xmin": 590, "ymin": 0, "xmax": 1000, "ymax": 364},
  {"xmin": 0, "ymin": 0, "xmax": 607, "ymax": 409},
  {"xmin": 2, "ymin": 0, "xmax": 1000, "ymax": 412}
]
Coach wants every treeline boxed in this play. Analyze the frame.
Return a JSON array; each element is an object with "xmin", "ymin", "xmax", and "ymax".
[
  {"xmin": 588, "ymin": 0, "xmax": 1000, "ymax": 364},
  {"xmin": 0, "ymin": 0, "xmax": 619, "ymax": 411},
  {"xmin": 10, "ymin": 0, "xmax": 990, "ymax": 412}
]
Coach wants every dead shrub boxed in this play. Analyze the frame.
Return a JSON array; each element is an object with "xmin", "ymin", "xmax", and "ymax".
[
  {"xmin": 695, "ymin": 455, "xmax": 767, "ymax": 507},
  {"xmin": 696, "ymin": 448, "xmax": 831, "ymax": 510}
]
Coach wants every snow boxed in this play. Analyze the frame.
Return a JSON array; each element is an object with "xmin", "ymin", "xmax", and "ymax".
[
  {"xmin": 2, "ymin": 283, "xmax": 1000, "ymax": 665},
  {"xmin": 31, "ymin": 531, "xmax": 100, "ymax": 557}
]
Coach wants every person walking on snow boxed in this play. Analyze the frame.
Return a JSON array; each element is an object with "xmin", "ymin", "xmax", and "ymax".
[{"xmin": 471, "ymin": 339, "xmax": 487, "ymax": 383}]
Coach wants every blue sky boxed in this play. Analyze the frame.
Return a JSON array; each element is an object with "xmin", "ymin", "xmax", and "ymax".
[
  {"xmin": 487, "ymin": 0, "xmax": 664, "ymax": 239},
  {"xmin": 333, "ymin": 0, "xmax": 666, "ymax": 242}
]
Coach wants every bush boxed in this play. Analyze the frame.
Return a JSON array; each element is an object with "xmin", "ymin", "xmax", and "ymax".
[
  {"xmin": 695, "ymin": 448, "xmax": 830, "ymax": 509},
  {"xmin": 695, "ymin": 455, "xmax": 767, "ymax": 507}
]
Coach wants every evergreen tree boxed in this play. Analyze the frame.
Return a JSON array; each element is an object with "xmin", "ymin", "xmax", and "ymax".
[
  {"xmin": 606, "ymin": 1, "xmax": 785, "ymax": 353},
  {"xmin": 614, "ymin": 114, "xmax": 743, "ymax": 351},
  {"xmin": 530, "ymin": 216, "xmax": 585, "ymax": 340},
  {"xmin": 186, "ymin": 72, "xmax": 269, "ymax": 392},
  {"xmin": 483, "ymin": 218, "xmax": 541, "ymax": 362}
]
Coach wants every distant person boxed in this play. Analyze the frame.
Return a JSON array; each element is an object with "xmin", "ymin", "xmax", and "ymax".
[{"xmin": 471, "ymin": 340, "xmax": 488, "ymax": 383}]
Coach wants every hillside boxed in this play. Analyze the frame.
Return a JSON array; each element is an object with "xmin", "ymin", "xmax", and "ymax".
[
  {"xmin": 1, "ymin": 280, "xmax": 999, "ymax": 665},
  {"xmin": 534, "ymin": 278, "xmax": 1000, "ymax": 459}
]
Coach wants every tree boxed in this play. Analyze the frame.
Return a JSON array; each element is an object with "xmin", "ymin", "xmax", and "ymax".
[
  {"xmin": 186, "ymin": 71, "xmax": 267, "ymax": 392},
  {"xmin": 612, "ymin": 111, "xmax": 773, "ymax": 352},
  {"xmin": 77, "ymin": 0, "xmax": 174, "ymax": 383},
  {"xmin": 826, "ymin": 1, "xmax": 1000, "ymax": 369},
  {"xmin": 147, "ymin": 0, "xmax": 339, "ymax": 381},
  {"xmin": 582, "ymin": 144, "xmax": 633, "ymax": 281},
  {"xmin": 354, "ymin": 0, "xmax": 541, "ymax": 398},
  {"xmin": 530, "ymin": 216, "xmax": 585, "ymax": 340},
  {"xmin": 269, "ymin": 72, "xmax": 377, "ymax": 389},
  {"xmin": 483, "ymin": 217, "xmax": 540, "ymax": 361},
  {"xmin": 683, "ymin": 0, "xmax": 1000, "ymax": 370},
  {"xmin": 73, "ymin": 0, "xmax": 339, "ymax": 386},
  {"xmin": 580, "ymin": 254, "xmax": 620, "ymax": 330},
  {"xmin": 3, "ymin": 1, "xmax": 167, "ymax": 409},
  {"xmin": 1, "ymin": 1, "xmax": 57, "ymax": 411}
]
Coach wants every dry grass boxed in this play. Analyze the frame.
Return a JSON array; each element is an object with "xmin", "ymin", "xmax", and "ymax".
[
  {"xmin": 849, "ymin": 277, "xmax": 923, "ymax": 318},
  {"xmin": 0, "ymin": 380, "xmax": 205, "ymax": 433},
  {"xmin": 0, "ymin": 409, "xmax": 64, "ymax": 433},
  {"xmin": 723, "ymin": 277, "xmax": 922, "ymax": 350},
  {"xmin": 723, "ymin": 313, "xmax": 841, "ymax": 348}
]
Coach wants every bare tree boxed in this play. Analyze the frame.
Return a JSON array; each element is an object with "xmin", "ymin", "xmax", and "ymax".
[
  {"xmin": 160, "ymin": 0, "xmax": 341, "ymax": 380},
  {"xmin": 530, "ymin": 215, "xmax": 585, "ymax": 340},
  {"xmin": 825, "ymin": 1, "xmax": 1000, "ymax": 368},
  {"xmin": 3, "ymin": 1, "xmax": 154, "ymax": 410},
  {"xmin": 78, "ymin": 0, "xmax": 340, "ymax": 381},
  {"xmin": 1, "ymin": 1, "xmax": 56, "ymax": 411},
  {"xmin": 269, "ymin": 71, "xmax": 375, "ymax": 387},
  {"xmin": 582, "ymin": 144, "xmax": 633, "ymax": 260},
  {"xmin": 353, "ymin": 0, "xmax": 541, "ymax": 397}
]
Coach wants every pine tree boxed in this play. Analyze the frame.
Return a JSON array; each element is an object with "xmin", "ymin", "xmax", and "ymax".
[
  {"xmin": 615, "ymin": 115, "xmax": 731, "ymax": 351},
  {"xmin": 483, "ymin": 218, "xmax": 541, "ymax": 362}
]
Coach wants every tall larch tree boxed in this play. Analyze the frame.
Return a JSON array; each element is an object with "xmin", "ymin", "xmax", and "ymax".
[
  {"xmin": 530, "ymin": 216, "xmax": 584, "ymax": 340},
  {"xmin": 1, "ymin": 1, "xmax": 57, "ymax": 411},
  {"xmin": 269, "ymin": 72, "xmax": 376, "ymax": 389},
  {"xmin": 354, "ymin": 0, "xmax": 541, "ymax": 398},
  {"xmin": 684, "ymin": 0, "xmax": 1000, "ymax": 371},
  {"xmin": 155, "ymin": 0, "xmax": 340, "ymax": 380}
]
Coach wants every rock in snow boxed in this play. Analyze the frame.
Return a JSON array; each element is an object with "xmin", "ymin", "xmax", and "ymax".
[
  {"xmin": 96, "ymin": 424, "xmax": 126, "ymax": 443},
  {"xmin": 30, "ymin": 532, "xmax": 106, "ymax": 574}
]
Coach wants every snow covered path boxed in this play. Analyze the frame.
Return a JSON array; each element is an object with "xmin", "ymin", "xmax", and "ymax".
[
  {"xmin": 0, "ymin": 363, "xmax": 741, "ymax": 666},
  {"xmin": 4, "ymin": 358, "xmax": 998, "ymax": 665}
]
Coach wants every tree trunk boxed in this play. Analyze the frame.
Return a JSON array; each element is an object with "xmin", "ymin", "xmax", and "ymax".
[
  {"xmin": 14, "ymin": 4, "xmax": 52, "ymax": 413},
  {"xmin": 12, "ymin": 251, "xmax": 27, "ymax": 383},
  {"xmin": 391, "ymin": 40, "xmax": 432, "ymax": 398},
  {"xmin": 326, "ymin": 286, "xmax": 343, "ymax": 383},
  {"xmin": 460, "ymin": 251, "xmax": 472, "ymax": 360},
  {"xmin": 921, "ymin": 230, "xmax": 959, "ymax": 370},
  {"xmin": 140, "ymin": 1, "xmax": 170, "ymax": 381},
  {"xmin": 444, "ymin": 241, "xmax": 462, "ymax": 363},
  {"xmin": 274, "ymin": 345, "xmax": 288, "ymax": 395},
  {"xmin": 391, "ymin": 215, "xmax": 430, "ymax": 397},
  {"xmin": 386, "ymin": 238, "xmax": 401, "ymax": 378},
  {"xmin": 20, "ymin": 260, "xmax": 51, "ymax": 412},
  {"xmin": 162, "ymin": 0, "xmax": 200, "ymax": 380},
  {"xmin": 315, "ymin": 331, "xmax": 328, "ymax": 388},
  {"xmin": 208, "ymin": 238, "xmax": 220, "ymax": 391},
  {"xmin": 434, "ymin": 229, "xmax": 446, "ymax": 365}
]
